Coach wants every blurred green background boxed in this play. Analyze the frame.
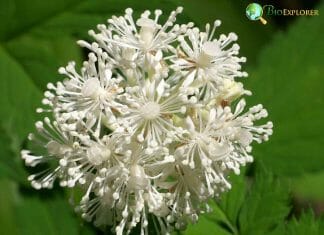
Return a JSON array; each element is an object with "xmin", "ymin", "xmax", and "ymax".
[{"xmin": 0, "ymin": 0, "xmax": 323, "ymax": 234}]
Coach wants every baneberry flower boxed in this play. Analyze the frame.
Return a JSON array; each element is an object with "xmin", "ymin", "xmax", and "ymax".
[{"xmin": 22, "ymin": 7, "xmax": 272, "ymax": 235}]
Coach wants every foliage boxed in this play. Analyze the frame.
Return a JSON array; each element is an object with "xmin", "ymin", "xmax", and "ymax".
[{"xmin": 245, "ymin": 1, "xmax": 324, "ymax": 176}]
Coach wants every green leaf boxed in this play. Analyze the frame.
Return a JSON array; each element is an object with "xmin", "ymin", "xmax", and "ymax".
[
  {"xmin": 285, "ymin": 212, "xmax": 320, "ymax": 235},
  {"xmin": 0, "ymin": 46, "xmax": 41, "ymax": 139},
  {"xmin": 218, "ymin": 172, "xmax": 247, "ymax": 229},
  {"xmin": 211, "ymin": 166, "xmax": 290, "ymax": 235},
  {"xmin": 0, "ymin": 46, "xmax": 41, "ymax": 180},
  {"xmin": 245, "ymin": 2, "xmax": 324, "ymax": 176},
  {"xmin": 268, "ymin": 211, "xmax": 321, "ymax": 235},
  {"xmin": 0, "ymin": 124, "xmax": 28, "ymax": 184},
  {"xmin": 0, "ymin": 178, "xmax": 82, "ymax": 235},
  {"xmin": 238, "ymin": 168, "xmax": 290, "ymax": 235},
  {"xmin": 182, "ymin": 166, "xmax": 290, "ymax": 235},
  {"xmin": 0, "ymin": 179, "xmax": 20, "ymax": 235},
  {"xmin": 5, "ymin": 36, "xmax": 83, "ymax": 90},
  {"xmin": 0, "ymin": 0, "xmax": 80, "ymax": 41},
  {"xmin": 16, "ymin": 194, "xmax": 79, "ymax": 235},
  {"xmin": 320, "ymin": 218, "xmax": 324, "ymax": 234},
  {"xmin": 181, "ymin": 202, "xmax": 232, "ymax": 235},
  {"xmin": 179, "ymin": 173, "xmax": 247, "ymax": 235}
]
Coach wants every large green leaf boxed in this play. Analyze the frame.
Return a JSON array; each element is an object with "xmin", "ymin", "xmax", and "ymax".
[
  {"xmin": 5, "ymin": 36, "xmax": 83, "ymax": 90},
  {"xmin": 0, "ymin": 47, "xmax": 41, "ymax": 140},
  {"xmin": 245, "ymin": 3, "xmax": 324, "ymax": 176},
  {"xmin": 0, "ymin": 124, "xmax": 28, "ymax": 184},
  {"xmin": 0, "ymin": 178, "xmax": 87, "ymax": 235},
  {"xmin": 0, "ymin": 179, "xmax": 20, "ymax": 235},
  {"xmin": 0, "ymin": 46, "xmax": 41, "ymax": 181},
  {"xmin": 16, "ymin": 193, "xmax": 79, "ymax": 235}
]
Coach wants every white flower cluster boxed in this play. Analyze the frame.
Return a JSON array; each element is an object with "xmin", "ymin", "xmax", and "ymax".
[{"xmin": 21, "ymin": 7, "xmax": 273, "ymax": 235}]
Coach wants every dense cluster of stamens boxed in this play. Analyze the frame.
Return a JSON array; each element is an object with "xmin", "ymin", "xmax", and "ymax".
[{"xmin": 22, "ymin": 7, "xmax": 272, "ymax": 235}]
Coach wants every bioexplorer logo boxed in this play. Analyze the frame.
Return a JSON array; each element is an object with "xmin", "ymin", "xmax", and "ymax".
[
  {"xmin": 246, "ymin": 3, "xmax": 267, "ymax": 24},
  {"xmin": 246, "ymin": 3, "xmax": 319, "ymax": 25}
]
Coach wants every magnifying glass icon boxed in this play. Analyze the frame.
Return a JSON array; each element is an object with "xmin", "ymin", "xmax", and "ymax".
[{"xmin": 246, "ymin": 3, "xmax": 267, "ymax": 25}]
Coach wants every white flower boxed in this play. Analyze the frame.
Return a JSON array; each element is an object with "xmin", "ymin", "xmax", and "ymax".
[
  {"xmin": 21, "ymin": 117, "xmax": 83, "ymax": 189},
  {"xmin": 210, "ymin": 79, "xmax": 252, "ymax": 106},
  {"xmin": 170, "ymin": 21, "xmax": 248, "ymax": 101},
  {"xmin": 41, "ymin": 51, "xmax": 125, "ymax": 137},
  {"xmin": 118, "ymin": 78, "xmax": 188, "ymax": 145},
  {"xmin": 21, "ymin": 7, "xmax": 273, "ymax": 235},
  {"xmin": 181, "ymin": 99, "xmax": 272, "ymax": 172},
  {"xmin": 155, "ymin": 100, "xmax": 272, "ymax": 225},
  {"xmin": 78, "ymin": 143, "xmax": 174, "ymax": 235},
  {"xmin": 78, "ymin": 7, "xmax": 193, "ymax": 80}
]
